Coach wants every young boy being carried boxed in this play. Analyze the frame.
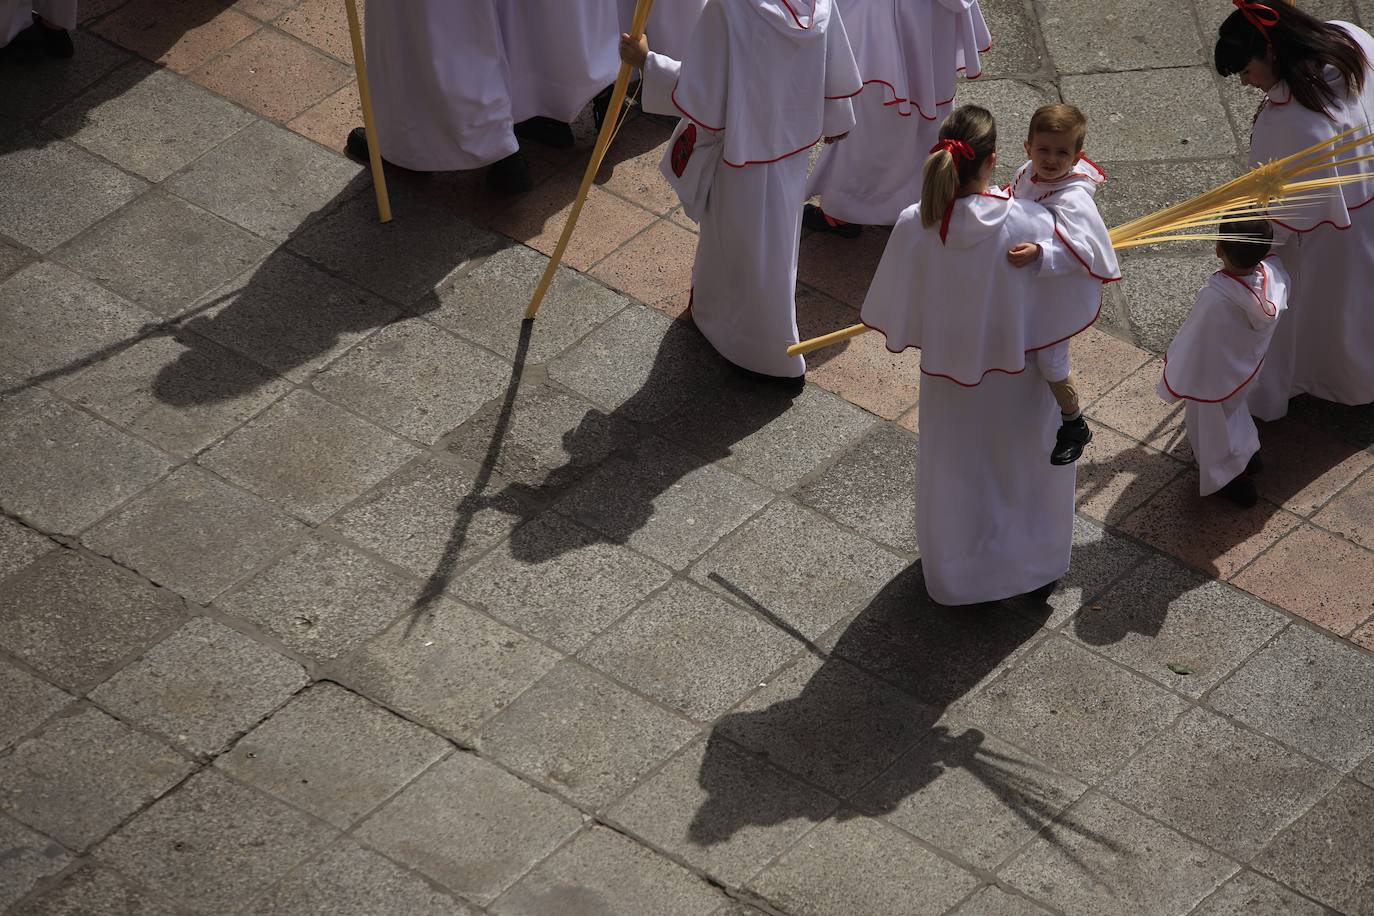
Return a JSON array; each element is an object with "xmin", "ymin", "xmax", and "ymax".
[
  {"xmin": 1007, "ymin": 103, "xmax": 1121, "ymax": 465},
  {"xmin": 1157, "ymin": 220, "xmax": 1288, "ymax": 508}
]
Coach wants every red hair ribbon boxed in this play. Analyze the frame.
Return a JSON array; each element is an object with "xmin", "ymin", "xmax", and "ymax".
[
  {"xmin": 929, "ymin": 138, "xmax": 975, "ymax": 161},
  {"xmin": 1233, "ymin": 0, "xmax": 1279, "ymax": 43}
]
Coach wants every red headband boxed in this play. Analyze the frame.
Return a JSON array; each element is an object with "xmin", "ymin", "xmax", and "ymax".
[
  {"xmin": 1233, "ymin": 0, "xmax": 1279, "ymax": 43},
  {"xmin": 930, "ymin": 138, "xmax": 975, "ymax": 162}
]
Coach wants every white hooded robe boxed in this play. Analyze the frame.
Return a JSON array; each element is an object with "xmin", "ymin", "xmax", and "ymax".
[
  {"xmin": 501, "ymin": 0, "xmax": 622, "ymax": 124},
  {"xmin": 620, "ymin": 0, "xmax": 708, "ymax": 63}
]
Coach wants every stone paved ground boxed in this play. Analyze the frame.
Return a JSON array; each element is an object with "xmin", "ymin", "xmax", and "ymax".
[{"xmin": 3, "ymin": 1, "xmax": 1374, "ymax": 914}]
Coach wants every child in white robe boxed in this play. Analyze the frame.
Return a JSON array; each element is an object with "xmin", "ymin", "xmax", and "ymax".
[
  {"xmin": 805, "ymin": 0, "xmax": 991, "ymax": 235},
  {"xmin": 620, "ymin": 0, "xmax": 862, "ymax": 382},
  {"xmin": 860, "ymin": 105, "xmax": 1104, "ymax": 605},
  {"xmin": 1006, "ymin": 104, "xmax": 1121, "ymax": 465},
  {"xmin": 1157, "ymin": 220, "xmax": 1289, "ymax": 508}
]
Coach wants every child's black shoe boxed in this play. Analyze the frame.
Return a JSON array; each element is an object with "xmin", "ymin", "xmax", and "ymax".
[
  {"xmin": 1050, "ymin": 416, "xmax": 1091, "ymax": 465},
  {"xmin": 1216, "ymin": 474, "xmax": 1258, "ymax": 508}
]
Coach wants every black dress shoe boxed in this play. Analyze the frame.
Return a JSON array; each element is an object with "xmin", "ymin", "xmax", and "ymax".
[
  {"xmin": 514, "ymin": 117, "xmax": 574, "ymax": 149},
  {"xmin": 803, "ymin": 203, "xmax": 862, "ymax": 239},
  {"xmin": 487, "ymin": 151, "xmax": 533, "ymax": 194},
  {"xmin": 1245, "ymin": 450, "xmax": 1263, "ymax": 475},
  {"xmin": 1216, "ymin": 474, "xmax": 1258, "ymax": 508},
  {"xmin": 346, "ymin": 126, "xmax": 369, "ymax": 160},
  {"xmin": 1050, "ymin": 415, "xmax": 1092, "ymax": 465}
]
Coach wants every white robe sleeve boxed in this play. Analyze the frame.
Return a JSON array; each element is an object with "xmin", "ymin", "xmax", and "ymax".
[
  {"xmin": 640, "ymin": 50, "xmax": 682, "ymax": 116},
  {"xmin": 1035, "ymin": 187, "xmax": 1121, "ymax": 281},
  {"xmin": 820, "ymin": 2, "xmax": 862, "ymax": 139}
]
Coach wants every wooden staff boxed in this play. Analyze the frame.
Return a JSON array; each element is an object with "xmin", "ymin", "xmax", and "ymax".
[
  {"xmin": 524, "ymin": 0, "xmax": 656, "ymax": 319},
  {"xmin": 345, "ymin": 0, "xmax": 392, "ymax": 223}
]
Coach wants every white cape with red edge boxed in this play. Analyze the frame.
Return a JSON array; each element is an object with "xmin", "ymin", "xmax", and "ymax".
[
  {"xmin": 806, "ymin": 0, "xmax": 991, "ymax": 225},
  {"xmin": 860, "ymin": 194, "xmax": 1103, "ymax": 605},
  {"xmin": 499, "ymin": 0, "xmax": 621, "ymax": 124},
  {"xmin": 1158, "ymin": 261, "xmax": 1289, "ymax": 495},
  {"xmin": 364, "ymin": 0, "xmax": 517, "ymax": 171},
  {"xmin": 1246, "ymin": 21, "xmax": 1374, "ymax": 418},
  {"xmin": 1009, "ymin": 157, "xmax": 1121, "ymax": 282},
  {"xmin": 639, "ymin": 0, "xmax": 861, "ymax": 378}
]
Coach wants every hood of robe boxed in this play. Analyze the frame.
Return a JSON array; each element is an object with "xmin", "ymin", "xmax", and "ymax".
[
  {"xmin": 747, "ymin": 0, "xmax": 830, "ymax": 39},
  {"xmin": 942, "ymin": 192, "xmax": 1016, "ymax": 249}
]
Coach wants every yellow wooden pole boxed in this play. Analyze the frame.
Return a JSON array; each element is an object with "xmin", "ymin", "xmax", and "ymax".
[
  {"xmin": 345, "ymin": 0, "xmax": 392, "ymax": 223},
  {"xmin": 787, "ymin": 323, "xmax": 867, "ymax": 357},
  {"xmin": 525, "ymin": 0, "xmax": 656, "ymax": 319}
]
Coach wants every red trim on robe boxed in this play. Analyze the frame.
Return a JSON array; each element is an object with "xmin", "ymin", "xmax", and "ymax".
[
  {"xmin": 1052, "ymin": 226, "xmax": 1122, "ymax": 283},
  {"xmin": 1220, "ymin": 262, "xmax": 1278, "ymax": 317},
  {"xmin": 671, "ymin": 84, "xmax": 725, "ymax": 132},
  {"xmin": 1161, "ymin": 356, "xmax": 1267, "ymax": 403}
]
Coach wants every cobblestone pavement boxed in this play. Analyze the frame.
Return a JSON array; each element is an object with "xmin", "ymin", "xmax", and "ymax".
[{"xmin": 4, "ymin": 1, "xmax": 1374, "ymax": 914}]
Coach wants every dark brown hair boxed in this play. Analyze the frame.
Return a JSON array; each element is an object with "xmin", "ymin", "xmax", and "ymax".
[
  {"xmin": 1218, "ymin": 218, "xmax": 1273, "ymax": 270},
  {"xmin": 920, "ymin": 106, "xmax": 997, "ymax": 228},
  {"xmin": 1214, "ymin": 0, "xmax": 1368, "ymax": 115},
  {"xmin": 1027, "ymin": 103, "xmax": 1088, "ymax": 152}
]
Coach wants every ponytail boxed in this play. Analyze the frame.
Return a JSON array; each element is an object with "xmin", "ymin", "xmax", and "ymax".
[{"xmin": 920, "ymin": 106, "xmax": 998, "ymax": 229}]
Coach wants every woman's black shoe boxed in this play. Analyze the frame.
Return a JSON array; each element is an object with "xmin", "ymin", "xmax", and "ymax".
[
  {"xmin": 514, "ymin": 117, "xmax": 574, "ymax": 149},
  {"xmin": 803, "ymin": 203, "xmax": 862, "ymax": 239},
  {"xmin": 487, "ymin": 151, "xmax": 533, "ymax": 194},
  {"xmin": 1216, "ymin": 474, "xmax": 1259, "ymax": 508},
  {"xmin": 1245, "ymin": 451, "xmax": 1263, "ymax": 475},
  {"xmin": 345, "ymin": 126, "xmax": 370, "ymax": 161}
]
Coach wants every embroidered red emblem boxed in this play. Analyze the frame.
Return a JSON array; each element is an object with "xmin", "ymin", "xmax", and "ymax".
[{"xmin": 671, "ymin": 123, "xmax": 697, "ymax": 178}]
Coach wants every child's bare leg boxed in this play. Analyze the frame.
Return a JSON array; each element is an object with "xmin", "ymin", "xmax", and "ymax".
[
  {"xmin": 1048, "ymin": 374, "xmax": 1081, "ymax": 421},
  {"xmin": 1037, "ymin": 342, "xmax": 1091, "ymax": 466}
]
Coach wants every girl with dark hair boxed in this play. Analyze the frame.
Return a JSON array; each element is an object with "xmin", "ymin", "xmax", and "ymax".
[
  {"xmin": 1214, "ymin": 0, "xmax": 1374, "ymax": 419},
  {"xmin": 859, "ymin": 105, "xmax": 1108, "ymax": 605}
]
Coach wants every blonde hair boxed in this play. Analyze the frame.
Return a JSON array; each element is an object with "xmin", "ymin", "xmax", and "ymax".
[
  {"xmin": 1027, "ymin": 103, "xmax": 1087, "ymax": 152},
  {"xmin": 920, "ymin": 106, "xmax": 997, "ymax": 228}
]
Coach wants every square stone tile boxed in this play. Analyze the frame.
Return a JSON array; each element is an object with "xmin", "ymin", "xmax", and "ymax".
[
  {"xmin": 747, "ymin": 816, "xmax": 980, "ymax": 916},
  {"xmin": 1119, "ymin": 476, "xmax": 1301, "ymax": 580},
  {"xmin": 0, "ymin": 659, "xmax": 68, "ymax": 753},
  {"xmin": 354, "ymin": 752, "xmax": 583, "ymax": 905},
  {"xmin": 798, "ymin": 290, "xmax": 923, "ymax": 421},
  {"xmin": 1000, "ymin": 792, "xmax": 1237, "ymax": 916},
  {"xmin": 797, "ymin": 224, "xmax": 889, "ymax": 309},
  {"xmin": 83, "ymin": 465, "xmax": 307, "ymax": 604},
  {"xmin": 217, "ymin": 537, "xmax": 420, "ymax": 662},
  {"xmin": 1259, "ymin": 417, "xmax": 1374, "ymax": 518},
  {"xmin": 312, "ymin": 320, "xmax": 510, "ymax": 444},
  {"xmin": 0, "ymin": 706, "xmax": 193, "ymax": 850},
  {"xmin": 444, "ymin": 382, "xmax": 636, "ymax": 491},
  {"xmin": 0, "ymin": 30, "xmax": 131, "ymax": 123},
  {"xmin": 92, "ymin": 0, "xmax": 259, "ymax": 73},
  {"xmin": 1063, "ymin": 68, "xmax": 1237, "ymax": 161},
  {"xmin": 91, "ymin": 617, "xmax": 307, "ymax": 757},
  {"xmin": 976, "ymin": 0, "xmax": 1047, "ymax": 78},
  {"xmin": 287, "ymin": 81, "xmax": 360, "ymax": 154},
  {"xmin": 1191, "ymin": 870, "xmax": 1329, "ymax": 916},
  {"xmin": 605, "ymin": 737, "xmax": 838, "ymax": 887},
  {"xmin": 333, "ymin": 599, "xmax": 560, "ymax": 744},
  {"xmin": 1040, "ymin": 516, "xmax": 1150, "ymax": 628},
  {"xmin": 858, "ymin": 726, "xmax": 1087, "ymax": 869},
  {"xmin": 51, "ymin": 190, "xmax": 271, "ymax": 318},
  {"xmin": 548, "ymin": 306, "xmax": 732, "ymax": 424},
  {"xmin": 251, "ymin": 838, "xmax": 476, "ymax": 916},
  {"xmin": 1072, "ymin": 326, "xmax": 1152, "ymax": 407},
  {"xmin": 1086, "ymin": 359, "xmax": 1190, "ymax": 456},
  {"xmin": 1119, "ymin": 251, "xmax": 1221, "ymax": 354},
  {"xmin": 592, "ymin": 115, "xmax": 678, "ymax": 214},
  {"xmin": 190, "ymin": 27, "xmax": 350, "ymax": 121},
  {"xmin": 8, "ymin": 864, "xmax": 185, "ymax": 916},
  {"xmin": 0, "ymin": 550, "xmax": 183, "ymax": 692},
  {"xmin": 716, "ymin": 654, "xmax": 936, "ymax": 797},
  {"xmin": 286, "ymin": 183, "xmax": 503, "ymax": 310},
  {"xmin": 0, "ymin": 130, "xmax": 146, "ymax": 252},
  {"xmin": 1233, "ymin": 524, "xmax": 1374, "ymax": 636},
  {"xmin": 490, "ymin": 173, "xmax": 657, "ymax": 272},
  {"xmin": 492, "ymin": 824, "xmax": 721, "ymax": 916},
  {"xmin": 949, "ymin": 886, "xmax": 1053, "ymax": 916},
  {"xmin": 0, "ymin": 239, "xmax": 30, "ymax": 283},
  {"xmin": 692, "ymin": 500, "xmax": 908, "ymax": 641},
  {"xmin": 1039, "ymin": 0, "xmax": 1204, "ymax": 73},
  {"xmin": 1068, "ymin": 557, "xmax": 1288, "ymax": 696},
  {"xmin": 579, "ymin": 578, "xmax": 805, "ymax": 721},
  {"xmin": 0, "ymin": 362, "xmax": 47, "ymax": 429},
  {"xmin": 201, "ymin": 389, "xmax": 418, "ymax": 523},
  {"xmin": 164, "ymin": 120, "xmax": 362, "ymax": 243},
  {"xmin": 1106, "ymin": 707, "xmax": 1339, "ymax": 860},
  {"xmin": 453, "ymin": 513, "xmax": 671, "ymax": 652},
  {"xmin": 274, "ymin": 0, "xmax": 361, "ymax": 62},
  {"xmin": 481, "ymin": 661, "xmax": 699, "ymax": 809},
  {"xmin": 959, "ymin": 636, "xmax": 1189, "ymax": 782},
  {"xmin": 43, "ymin": 63, "xmax": 256, "ymax": 182},
  {"xmin": 217, "ymin": 682, "xmax": 448, "ymax": 828},
  {"xmin": 1254, "ymin": 779, "xmax": 1374, "ymax": 916},
  {"xmin": 590, "ymin": 218, "xmax": 696, "ymax": 312},
  {"xmin": 1355, "ymin": 619, "xmax": 1374, "ymax": 652},
  {"xmin": 0, "ymin": 815, "xmax": 72, "ymax": 910},
  {"xmin": 429, "ymin": 244, "xmax": 629, "ymax": 364},
  {"xmin": 58, "ymin": 330, "xmax": 290, "ymax": 458},
  {"xmin": 0, "ymin": 516, "xmax": 52, "ymax": 584},
  {"xmin": 0, "ymin": 261, "xmax": 155, "ymax": 384},
  {"xmin": 662, "ymin": 381, "xmax": 876, "ymax": 491},
  {"xmin": 1074, "ymin": 422, "xmax": 1185, "ymax": 526},
  {"xmin": 179, "ymin": 252, "xmax": 397, "ymax": 383},
  {"xmin": 553, "ymin": 437, "xmax": 773, "ymax": 571},
  {"xmin": 795, "ymin": 423, "xmax": 918, "ymax": 552},
  {"xmin": 1357, "ymin": 753, "xmax": 1374, "ymax": 790},
  {"xmin": 1208, "ymin": 624, "xmax": 1374, "ymax": 771},
  {"xmin": 327, "ymin": 455, "xmax": 527, "ymax": 579},
  {"xmin": 97, "ymin": 769, "xmax": 335, "ymax": 916}
]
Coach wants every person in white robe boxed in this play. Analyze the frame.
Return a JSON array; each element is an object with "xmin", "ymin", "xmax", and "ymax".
[
  {"xmin": 1, "ymin": 0, "xmax": 75, "ymax": 55},
  {"xmin": 1158, "ymin": 223, "xmax": 1289, "ymax": 508},
  {"xmin": 860, "ymin": 105, "xmax": 1104, "ymax": 605},
  {"xmin": 352, "ymin": 0, "xmax": 528, "ymax": 192},
  {"xmin": 624, "ymin": 0, "xmax": 862, "ymax": 381},
  {"xmin": 1214, "ymin": 2, "xmax": 1374, "ymax": 419},
  {"xmin": 619, "ymin": 0, "xmax": 708, "ymax": 63},
  {"xmin": 1006, "ymin": 103, "xmax": 1121, "ymax": 464},
  {"xmin": 805, "ymin": 0, "xmax": 990, "ymax": 232}
]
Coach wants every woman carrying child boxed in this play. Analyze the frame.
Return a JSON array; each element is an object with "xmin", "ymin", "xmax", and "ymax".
[
  {"xmin": 860, "ymin": 105, "xmax": 1103, "ymax": 605},
  {"xmin": 1214, "ymin": 0, "xmax": 1374, "ymax": 419}
]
